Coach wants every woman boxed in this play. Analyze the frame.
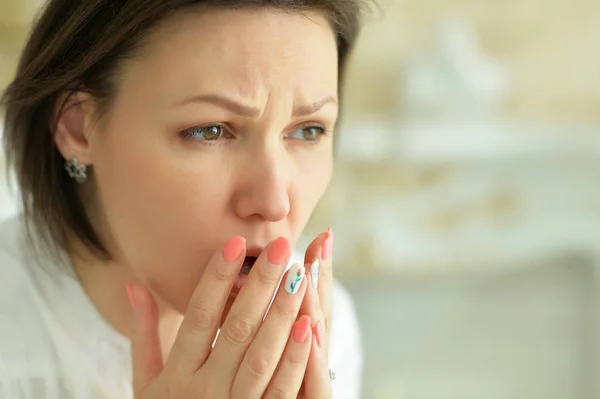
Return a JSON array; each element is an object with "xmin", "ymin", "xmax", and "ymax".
[{"xmin": 0, "ymin": 0, "xmax": 365, "ymax": 398}]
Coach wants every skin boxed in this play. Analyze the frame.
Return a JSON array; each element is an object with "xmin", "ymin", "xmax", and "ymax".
[{"xmin": 54, "ymin": 6, "xmax": 338, "ymax": 396}]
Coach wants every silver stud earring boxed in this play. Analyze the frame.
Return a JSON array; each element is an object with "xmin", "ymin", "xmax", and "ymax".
[{"xmin": 65, "ymin": 156, "xmax": 88, "ymax": 184}]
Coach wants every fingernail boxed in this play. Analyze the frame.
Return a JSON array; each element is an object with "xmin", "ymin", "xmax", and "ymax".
[
  {"xmin": 309, "ymin": 259, "xmax": 319, "ymax": 289},
  {"xmin": 267, "ymin": 236, "xmax": 290, "ymax": 265},
  {"xmin": 284, "ymin": 263, "xmax": 305, "ymax": 294},
  {"xmin": 293, "ymin": 315, "xmax": 312, "ymax": 343},
  {"xmin": 321, "ymin": 228, "xmax": 334, "ymax": 261},
  {"xmin": 126, "ymin": 283, "xmax": 136, "ymax": 311},
  {"xmin": 223, "ymin": 235, "xmax": 246, "ymax": 262},
  {"xmin": 314, "ymin": 320, "xmax": 324, "ymax": 348}
]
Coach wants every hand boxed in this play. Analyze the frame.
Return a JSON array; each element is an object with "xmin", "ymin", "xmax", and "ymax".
[
  {"xmin": 298, "ymin": 228, "xmax": 335, "ymax": 398},
  {"xmin": 127, "ymin": 236, "xmax": 313, "ymax": 398}
]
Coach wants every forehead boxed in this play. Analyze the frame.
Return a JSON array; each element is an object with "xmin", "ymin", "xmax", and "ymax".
[{"xmin": 119, "ymin": 8, "xmax": 339, "ymax": 105}]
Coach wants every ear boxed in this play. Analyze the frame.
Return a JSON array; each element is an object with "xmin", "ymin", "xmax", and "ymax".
[{"xmin": 53, "ymin": 91, "xmax": 96, "ymax": 165}]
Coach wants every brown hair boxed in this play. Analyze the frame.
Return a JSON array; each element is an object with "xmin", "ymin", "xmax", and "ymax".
[{"xmin": 1, "ymin": 0, "xmax": 366, "ymax": 258}]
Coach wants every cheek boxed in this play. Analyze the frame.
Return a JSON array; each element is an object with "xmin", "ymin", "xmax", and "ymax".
[
  {"xmin": 91, "ymin": 128, "xmax": 230, "ymax": 308},
  {"xmin": 290, "ymin": 148, "xmax": 333, "ymax": 227}
]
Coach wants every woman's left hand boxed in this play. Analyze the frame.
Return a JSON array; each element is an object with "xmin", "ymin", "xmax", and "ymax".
[{"xmin": 298, "ymin": 228, "xmax": 334, "ymax": 398}]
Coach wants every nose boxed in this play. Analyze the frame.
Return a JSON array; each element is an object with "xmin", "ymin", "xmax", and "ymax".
[{"xmin": 232, "ymin": 148, "xmax": 291, "ymax": 223}]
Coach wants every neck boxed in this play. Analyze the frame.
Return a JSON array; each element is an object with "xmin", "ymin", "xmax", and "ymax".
[
  {"xmin": 69, "ymin": 244, "xmax": 183, "ymax": 360},
  {"xmin": 67, "ymin": 188, "xmax": 185, "ymax": 359}
]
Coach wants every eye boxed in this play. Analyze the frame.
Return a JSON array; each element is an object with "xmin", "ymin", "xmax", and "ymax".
[
  {"xmin": 181, "ymin": 124, "xmax": 229, "ymax": 142},
  {"xmin": 287, "ymin": 126, "xmax": 326, "ymax": 142}
]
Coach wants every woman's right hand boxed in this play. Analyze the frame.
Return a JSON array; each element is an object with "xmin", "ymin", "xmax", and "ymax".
[{"xmin": 127, "ymin": 236, "xmax": 312, "ymax": 398}]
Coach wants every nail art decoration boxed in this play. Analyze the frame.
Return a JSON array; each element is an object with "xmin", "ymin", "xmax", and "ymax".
[
  {"xmin": 310, "ymin": 259, "xmax": 319, "ymax": 289},
  {"xmin": 285, "ymin": 263, "xmax": 305, "ymax": 294}
]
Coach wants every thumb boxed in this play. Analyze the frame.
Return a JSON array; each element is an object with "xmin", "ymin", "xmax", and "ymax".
[{"xmin": 127, "ymin": 283, "xmax": 164, "ymax": 394}]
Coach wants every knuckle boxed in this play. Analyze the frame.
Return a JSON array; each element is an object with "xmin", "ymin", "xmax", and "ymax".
[
  {"xmin": 223, "ymin": 314, "xmax": 253, "ymax": 345},
  {"xmin": 256, "ymin": 267, "xmax": 281, "ymax": 287},
  {"xmin": 285, "ymin": 347, "xmax": 308, "ymax": 366},
  {"xmin": 211, "ymin": 263, "xmax": 235, "ymax": 283},
  {"xmin": 270, "ymin": 296, "xmax": 298, "ymax": 320},
  {"xmin": 245, "ymin": 350, "xmax": 273, "ymax": 378},
  {"xmin": 185, "ymin": 305, "xmax": 215, "ymax": 333},
  {"xmin": 265, "ymin": 387, "xmax": 290, "ymax": 399},
  {"xmin": 320, "ymin": 263, "xmax": 332, "ymax": 279},
  {"xmin": 324, "ymin": 317, "xmax": 332, "ymax": 333}
]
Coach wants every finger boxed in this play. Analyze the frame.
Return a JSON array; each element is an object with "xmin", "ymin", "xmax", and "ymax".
[
  {"xmin": 320, "ymin": 228, "xmax": 334, "ymax": 344},
  {"xmin": 299, "ymin": 261, "xmax": 331, "ymax": 397},
  {"xmin": 264, "ymin": 315, "xmax": 313, "ymax": 399},
  {"xmin": 231, "ymin": 264, "xmax": 307, "ymax": 396},
  {"xmin": 208, "ymin": 237, "xmax": 292, "ymax": 383},
  {"xmin": 296, "ymin": 232, "xmax": 333, "ymax": 399},
  {"xmin": 304, "ymin": 228, "xmax": 334, "ymax": 343},
  {"xmin": 302, "ymin": 231, "xmax": 328, "ymax": 289},
  {"xmin": 128, "ymin": 283, "xmax": 164, "ymax": 394},
  {"xmin": 299, "ymin": 259, "xmax": 325, "ymax": 347},
  {"xmin": 304, "ymin": 329, "xmax": 332, "ymax": 399},
  {"xmin": 167, "ymin": 235, "xmax": 246, "ymax": 375}
]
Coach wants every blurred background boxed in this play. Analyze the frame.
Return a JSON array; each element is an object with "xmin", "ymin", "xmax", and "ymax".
[{"xmin": 2, "ymin": 0, "xmax": 600, "ymax": 398}]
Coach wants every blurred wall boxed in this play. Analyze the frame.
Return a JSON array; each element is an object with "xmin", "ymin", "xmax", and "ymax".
[
  {"xmin": 343, "ymin": 0, "xmax": 600, "ymax": 123},
  {"xmin": 2, "ymin": 0, "xmax": 600, "ymax": 123}
]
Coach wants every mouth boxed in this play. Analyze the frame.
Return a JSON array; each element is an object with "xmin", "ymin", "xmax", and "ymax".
[
  {"xmin": 233, "ymin": 247, "xmax": 264, "ymax": 291},
  {"xmin": 240, "ymin": 246, "xmax": 264, "ymax": 273},
  {"xmin": 240, "ymin": 256, "xmax": 258, "ymax": 275}
]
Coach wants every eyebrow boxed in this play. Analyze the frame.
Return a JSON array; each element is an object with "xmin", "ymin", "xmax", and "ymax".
[
  {"xmin": 293, "ymin": 96, "xmax": 338, "ymax": 117},
  {"xmin": 176, "ymin": 94, "xmax": 337, "ymax": 118}
]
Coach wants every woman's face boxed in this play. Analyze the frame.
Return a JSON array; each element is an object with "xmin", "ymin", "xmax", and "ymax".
[{"xmin": 85, "ymin": 8, "xmax": 338, "ymax": 311}]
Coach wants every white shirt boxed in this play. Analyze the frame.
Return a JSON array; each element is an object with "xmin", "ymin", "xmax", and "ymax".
[{"xmin": 0, "ymin": 216, "xmax": 363, "ymax": 399}]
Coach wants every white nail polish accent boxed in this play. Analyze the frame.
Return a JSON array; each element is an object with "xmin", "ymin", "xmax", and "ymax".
[
  {"xmin": 285, "ymin": 263, "xmax": 305, "ymax": 294},
  {"xmin": 310, "ymin": 259, "xmax": 319, "ymax": 289}
]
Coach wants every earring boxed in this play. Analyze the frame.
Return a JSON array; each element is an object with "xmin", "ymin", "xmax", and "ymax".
[{"xmin": 65, "ymin": 156, "xmax": 88, "ymax": 183}]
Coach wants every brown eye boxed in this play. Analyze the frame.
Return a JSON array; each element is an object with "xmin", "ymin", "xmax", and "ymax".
[
  {"xmin": 184, "ymin": 125, "xmax": 226, "ymax": 141},
  {"xmin": 201, "ymin": 125, "xmax": 222, "ymax": 140},
  {"xmin": 303, "ymin": 127, "xmax": 320, "ymax": 141},
  {"xmin": 288, "ymin": 126, "xmax": 326, "ymax": 142}
]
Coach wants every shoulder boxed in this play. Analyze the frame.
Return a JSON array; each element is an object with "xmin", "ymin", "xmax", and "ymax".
[
  {"xmin": 0, "ymin": 216, "xmax": 34, "ymax": 309},
  {"xmin": 0, "ymin": 215, "xmax": 26, "ymax": 261},
  {"xmin": 0, "ymin": 216, "xmax": 61, "ymax": 380},
  {"xmin": 332, "ymin": 280, "xmax": 358, "ymax": 323},
  {"xmin": 329, "ymin": 280, "xmax": 364, "ymax": 399},
  {"xmin": 330, "ymin": 279, "xmax": 362, "ymax": 355},
  {"xmin": 331, "ymin": 279, "xmax": 361, "ymax": 340},
  {"xmin": 0, "ymin": 216, "xmax": 31, "ymax": 307}
]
